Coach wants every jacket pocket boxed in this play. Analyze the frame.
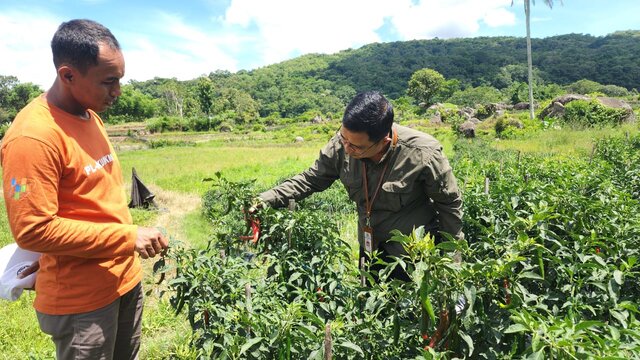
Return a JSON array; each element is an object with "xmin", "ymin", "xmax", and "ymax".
[{"xmin": 379, "ymin": 180, "xmax": 413, "ymax": 212}]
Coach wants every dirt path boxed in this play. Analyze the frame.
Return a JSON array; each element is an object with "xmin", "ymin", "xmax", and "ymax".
[
  {"xmin": 138, "ymin": 185, "xmax": 201, "ymax": 356},
  {"xmin": 138, "ymin": 185, "xmax": 200, "ymax": 297},
  {"xmin": 147, "ymin": 184, "xmax": 201, "ymax": 241}
]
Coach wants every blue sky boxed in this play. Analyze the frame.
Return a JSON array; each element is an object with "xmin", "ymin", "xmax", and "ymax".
[{"xmin": 1, "ymin": 0, "xmax": 638, "ymax": 89}]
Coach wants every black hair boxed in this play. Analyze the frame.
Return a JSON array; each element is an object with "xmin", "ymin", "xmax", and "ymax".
[
  {"xmin": 51, "ymin": 19, "xmax": 120, "ymax": 74},
  {"xmin": 342, "ymin": 91, "xmax": 394, "ymax": 142}
]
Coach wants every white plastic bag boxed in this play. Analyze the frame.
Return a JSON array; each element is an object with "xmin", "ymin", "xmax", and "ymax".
[{"xmin": 0, "ymin": 243, "xmax": 40, "ymax": 301}]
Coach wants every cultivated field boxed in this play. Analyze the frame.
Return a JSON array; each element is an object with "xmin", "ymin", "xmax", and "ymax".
[{"xmin": 1, "ymin": 120, "xmax": 638, "ymax": 359}]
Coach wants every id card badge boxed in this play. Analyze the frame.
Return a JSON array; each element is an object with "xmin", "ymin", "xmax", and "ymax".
[{"xmin": 363, "ymin": 226, "xmax": 373, "ymax": 253}]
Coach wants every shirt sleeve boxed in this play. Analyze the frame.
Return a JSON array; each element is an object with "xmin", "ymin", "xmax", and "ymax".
[
  {"xmin": 1, "ymin": 137, "xmax": 137, "ymax": 258},
  {"xmin": 421, "ymin": 148, "xmax": 465, "ymax": 240},
  {"xmin": 259, "ymin": 138, "xmax": 341, "ymax": 208}
]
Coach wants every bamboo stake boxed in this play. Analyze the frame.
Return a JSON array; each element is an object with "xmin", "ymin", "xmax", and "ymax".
[
  {"xmin": 360, "ymin": 257, "xmax": 366, "ymax": 287},
  {"xmin": 245, "ymin": 283, "xmax": 252, "ymax": 337},
  {"xmin": 288, "ymin": 199, "xmax": 295, "ymax": 247},
  {"xmin": 324, "ymin": 323, "xmax": 332, "ymax": 360}
]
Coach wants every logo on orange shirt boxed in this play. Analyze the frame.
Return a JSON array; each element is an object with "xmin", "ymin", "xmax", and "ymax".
[
  {"xmin": 10, "ymin": 178, "xmax": 27, "ymax": 200},
  {"xmin": 84, "ymin": 153, "xmax": 115, "ymax": 175}
]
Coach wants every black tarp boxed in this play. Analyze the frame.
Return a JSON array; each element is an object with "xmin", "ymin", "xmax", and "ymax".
[{"xmin": 128, "ymin": 167, "xmax": 157, "ymax": 208}]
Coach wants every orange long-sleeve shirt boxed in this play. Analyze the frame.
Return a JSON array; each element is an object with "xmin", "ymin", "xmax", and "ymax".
[{"xmin": 1, "ymin": 95, "xmax": 140, "ymax": 315}]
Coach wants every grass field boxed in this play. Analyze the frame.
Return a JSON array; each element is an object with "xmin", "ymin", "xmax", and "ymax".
[{"xmin": 0, "ymin": 121, "xmax": 637, "ymax": 359}]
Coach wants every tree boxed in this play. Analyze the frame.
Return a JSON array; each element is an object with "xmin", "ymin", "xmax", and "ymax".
[
  {"xmin": 103, "ymin": 85, "xmax": 157, "ymax": 122},
  {"xmin": 407, "ymin": 68, "xmax": 445, "ymax": 108},
  {"xmin": 447, "ymin": 86, "xmax": 503, "ymax": 108},
  {"xmin": 0, "ymin": 76, "xmax": 43, "ymax": 124},
  {"xmin": 514, "ymin": 0, "xmax": 561, "ymax": 119},
  {"xmin": 0, "ymin": 75, "xmax": 20, "ymax": 109},
  {"xmin": 196, "ymin": 76, "xmax": 215, "ymax": 115}
]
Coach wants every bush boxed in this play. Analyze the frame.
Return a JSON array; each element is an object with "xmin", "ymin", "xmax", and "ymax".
[
  {"xmin": 565, "ymin": 79, "xmax": 630, "ymax": 97},
  {"xmin": 447, "ymin": 86, "xmax": 503, "ymax": 107},
  {"xmin": 188, "ymin": 116, "xmax": 215, "ymax": 132},
  {"xmin": 600, "ymin": 84, "xmax": 630, "ymax": 97},
  {"xmin": 252, "ymin": 123, "xmax": 266, "ymax": 132},
  {"xmin": 439, "ymin": 107, "xmax": 467, "ymax": 134},
  {"xmin": 147, "ymin": 139, "xmax": 196, "ymax": 149},
  {"xmin": 563, "ymin": 100, "xmax": 629, "ymax": 127},
  {"xmin": 494, "ymin": 116, "xmax": 524, "ymax": 139},
  {"xmin": 145, "ymin": 116, "xmax": 186, "ymax": 133}
]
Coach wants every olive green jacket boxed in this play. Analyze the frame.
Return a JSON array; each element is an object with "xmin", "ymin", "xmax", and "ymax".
[{"xmin": 259, "ymin": 125, "xmax": 464, "ymax": 256}]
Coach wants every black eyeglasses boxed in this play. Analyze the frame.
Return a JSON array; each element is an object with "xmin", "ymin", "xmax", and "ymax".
[{"xmin": 336, "ymin": 127, "xmax": 382, "ymax": 155}]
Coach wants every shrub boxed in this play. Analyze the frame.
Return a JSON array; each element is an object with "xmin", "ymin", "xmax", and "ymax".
[
  {"xmin": 600, "ymin": 84, "xmax": 630, "ymax": 97},
  {"xmin": 439, "ymin": 107, "xmax": 467, "ymax": 134},
  {"xmin": 494, "ymin": 116, "xmax": 525, "ymax": 139},
  {"xmin": 251, "ymin": 123, "xmax": 266, "ymax": 132},
  {"xmin": 189, "ymin": 116, "xmax": 215, "ymax": 132},
  {"xmin": 145, "ymin": 116, "xmax": 186, "ymax": 133},
  {"xmin": 563, "ymin": 100, "xmax": 628, "ymax": 127},
  {"xmin": 447, "ymin": 86, "xmax": 503, "ymax": 107},
  {"xmin": 147, "ymin": 139, "xmax": 195, "ymax": 149}
]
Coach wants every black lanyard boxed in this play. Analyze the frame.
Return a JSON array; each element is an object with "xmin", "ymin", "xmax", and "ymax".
[{"xmin": 361, "ymin": 128, "xmax": 398, "ymax": 227}]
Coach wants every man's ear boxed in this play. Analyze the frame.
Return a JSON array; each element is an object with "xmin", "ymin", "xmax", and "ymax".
[{"xmin": 58, "ymin": 66, "xmax": 74, "ymax": 84}]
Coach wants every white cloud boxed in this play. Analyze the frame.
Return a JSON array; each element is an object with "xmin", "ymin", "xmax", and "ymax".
[
  {"xmin": 0, "ymin": 9, "xmax": 241, "ymax": 87},
  {"xmin": 0, "ymin": 11, "xmax": 61, "ymax": 89},
  {"xmin": 484, "ymin": 7, "xmax": 518, "ymax": 27},
  {"xmin": 531, "ymin": 16, "xmax": 553, "ymax": 23},
  {"xmin": 119, "ymin": 12, "xmax": 240, "ymax": 83},
  {"xmin": 390, "ymin": 0, "xmax": 516, "ymax": 39},
  {"xmin": 223, "ymin": 0, "xmax": 393, "ymax": 65},
  {"xmin": 222, "ymin": 0, "xmax": 517, "ymax": 67}
]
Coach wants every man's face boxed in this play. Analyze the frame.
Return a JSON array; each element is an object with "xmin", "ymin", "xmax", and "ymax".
[
  {"xmin": 338, "ymin": 126, "xmax": 386, "ymax": 159},
  {"xmin": 69, "ymin": 43, "xmax": 124, "ymax": 113}
]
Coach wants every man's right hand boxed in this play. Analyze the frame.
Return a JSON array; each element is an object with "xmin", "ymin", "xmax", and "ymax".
[
  {"xmin": 135, "ymin": 227, "xmax": 169, "ymax": 259},
  {"xmin": 247, "ymin": 197, "xmax": 266, "ymax": 214}
]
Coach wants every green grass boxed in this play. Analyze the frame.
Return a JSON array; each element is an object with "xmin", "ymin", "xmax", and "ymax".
[
  {"xmin": 0, "ymin": 203, "xmax": 12, "ymax": 248},
  {"xmin": 0, "ymin": 292, "xmax": 55, "ymax": 359},
  {"xmin": 181, "ymin": 210, "xmax": 215, "ymax": 249},
  {"xmin": 118, "ymin": 143, "xmax": 322, "ymax": 195},
  {"xmin": 493, "ymin": 122, "xmax": 639, "ymax": 156}
]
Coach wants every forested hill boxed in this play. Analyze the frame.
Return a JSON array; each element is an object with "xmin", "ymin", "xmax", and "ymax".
[
  {"xmin": 3, "ymin": 31, "xmax": 639, "ymax": 127},
  {"xmin": 274, "ymin": 31, "xmax": 640, "ymax": 99}
]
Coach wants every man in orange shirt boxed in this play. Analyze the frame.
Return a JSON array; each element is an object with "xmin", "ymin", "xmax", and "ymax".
[{"xmin": 1, "ymin": 19, "xmax": 168, "ymax": 359}]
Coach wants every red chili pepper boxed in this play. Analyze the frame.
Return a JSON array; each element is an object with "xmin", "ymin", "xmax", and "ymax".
[
  {"xmin": 429, "ymin": 309, "xmax": 450, "ymax": 349},
  {"xmin": 249, "ymin": 219, "xmax": 260, "ymax": 243},
  {"xmin": 421, "ymin": 333, "xmax": 430, "ymax": 341},
  {"xmin": 596, "ymin": 247, "xmax": 601, "ymax": 254},
  {"xmin": 239, "ymin": 218, "xmax": 261, "ymax": 243},
  {"xmin": 203, "ymin": 310, "xmax": 210, "ymax": 327}
]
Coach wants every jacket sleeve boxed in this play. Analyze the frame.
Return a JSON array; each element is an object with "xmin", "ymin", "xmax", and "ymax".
[
  {"xmin": 259, "ymin": 138, "xmax": 341, "ymax": 208},
  {"xmin": 1, "ymin": 137, "xmax": 137, "ymax": 258},
  {"xmin": 422, "ymin": 148, "xmax": 465, "ymax": 240}
]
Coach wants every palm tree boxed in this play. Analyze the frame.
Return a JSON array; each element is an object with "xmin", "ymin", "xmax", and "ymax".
[{"xmin": 514, "ymin": 0, "xmax": 561, "ymax": 119}]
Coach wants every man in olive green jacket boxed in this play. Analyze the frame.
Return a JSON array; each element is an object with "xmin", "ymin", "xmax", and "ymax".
[{"xmin": 259, "ymin": 91, "xmax": 463, "ymax": 281}]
